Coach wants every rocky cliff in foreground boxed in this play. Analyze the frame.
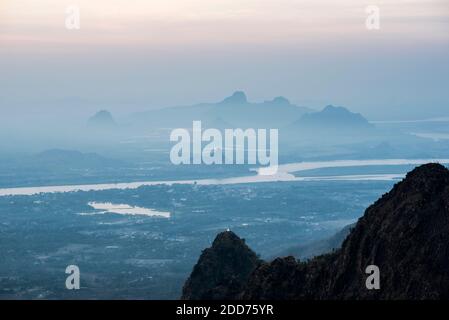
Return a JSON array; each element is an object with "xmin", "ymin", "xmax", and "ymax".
[
  {"xmin": 182, "ymin": 163, "xmax": 449, "ymax": 300},
  {"xmin": 181, "ymin": 231, "xmax": 261, "ymax": 300}
]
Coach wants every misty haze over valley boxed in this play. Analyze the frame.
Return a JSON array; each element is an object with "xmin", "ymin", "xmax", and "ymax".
[{"xmin": 1, "ymin": 0, "xmax": 449, "ymax": 301}]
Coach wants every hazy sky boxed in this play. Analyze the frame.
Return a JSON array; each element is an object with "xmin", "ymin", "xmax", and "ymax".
[{"xmin": 1, "ymin": 0, "xmax": 449, "ymax": 120}]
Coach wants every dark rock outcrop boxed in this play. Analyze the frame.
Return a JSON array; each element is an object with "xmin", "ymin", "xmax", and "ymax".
[
  {"xmin": 184, "ymin": 163, "xmax": 449, "ymax": 300},
  {"xmin": 181, "ymin": 231, "xmax": 261, "ymax": 300}
]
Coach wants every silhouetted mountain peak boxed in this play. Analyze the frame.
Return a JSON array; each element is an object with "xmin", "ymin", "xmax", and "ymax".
[
  {"xmin": 270, "ymin": 96, "xmax": 291, "ymax": 105},
  {"xmin": 212, "ymin": 230, "xmax": 245, "ymax": 247},
  {"xmin": 293, "ymin": 104, "xmax": 372, "ymax": 132},
  {"xmin": 403, "ymin": 163, "xmax": 449, "ymax": 187},
  {"xmin": 221, "ymin": 91, "xmax": 248, "ymax": 105},
  {"xmin": 366, "ymin": 163, "xmax": 449, "ymax": 219},
  {"xmin": 131, "ymin": 92, "xmax": 313, "ymax": 129},
  {"xmin": 317, "ymin": 105, "xmax": 366, "ymax": 120},
  {"xmin": 184, "ymin": 164, "xmax": 449, "ymax": 300},
  {"xmin": 87, "ymin": 110, "xmax": 116, "ymax": 128},
  {"xmin": 181, "ymin": 230, "xmax": 261, "ymax": 300},
  {"xmin": 323, "ymin": 104, "xmax": 347, "ymax": 113},
  {"xmin": 278, "ymin": 164, "xmax": 449, "ymax": 261}
]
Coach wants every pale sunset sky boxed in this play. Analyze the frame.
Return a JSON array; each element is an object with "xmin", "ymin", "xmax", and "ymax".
[{"xmin": 1, "ymin": 0, "xmax": 448, "ymax": 119}]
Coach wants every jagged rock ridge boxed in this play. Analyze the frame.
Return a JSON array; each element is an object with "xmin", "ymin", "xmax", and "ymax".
[
  {"xmin": 183, "ymin": 163, "xmax": 449, "ymax": 300},
  {"xmin": 181, "ymin": 231, "xmax": 261, "ymax": 300}
]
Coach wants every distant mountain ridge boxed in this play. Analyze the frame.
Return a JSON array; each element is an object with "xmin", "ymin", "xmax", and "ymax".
[
  {"xmin": 116, "ymin": 93, "xmax": 380, "ymax": 142},
  {"xmin": 182, "ymin": 163, "xmax": 449, "ymax": 300},
  {"xmin": 220, "ymin": 91, "xmax": 248, "ymax": 105},
  {"xmin": 302, "ymin": 105, "xmax": 370, "ymax": 125},
  {"xmin": 87, "ymin": 110, "xmax": 117, "ymax": 129},
  {"xmin": 130, "ymin": 91, "xmax": 314, "ymax": 129},
  {"xmin": 288, "ymin": 105, "xmax": 374, "ymax": 133}
]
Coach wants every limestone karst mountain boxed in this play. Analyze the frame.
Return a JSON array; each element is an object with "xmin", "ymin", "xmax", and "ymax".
[{"xmin": 183, "ymin": 163, "xmax": 449, "ymax": 300}]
